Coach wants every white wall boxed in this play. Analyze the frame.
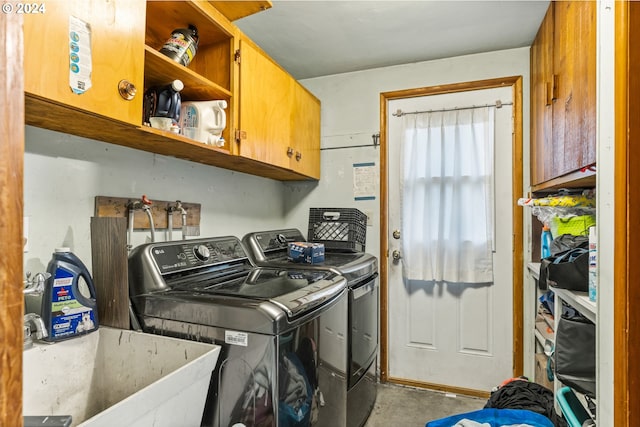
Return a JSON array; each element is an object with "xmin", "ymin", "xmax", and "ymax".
[
  {"xmin": 286, "ymin": 47, "xmax": 531, "ymax": 262},
  {"xmin": 283, "ymin": 46, "xmax": 533, "ymax": 379},
  {"xmin": 24, "ymin": 126, "xmax": 287, "ymax": 275}
]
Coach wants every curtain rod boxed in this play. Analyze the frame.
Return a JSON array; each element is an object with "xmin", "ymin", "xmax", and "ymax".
[
  {"xmin": 320, "ymin": 133, "xmax": 380, "ymax": 151},
  {"xmin": 392, "ymin": 101, "xmax": 513, "ymax": 117}
]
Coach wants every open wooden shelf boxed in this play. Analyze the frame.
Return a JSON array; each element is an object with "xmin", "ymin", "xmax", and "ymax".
[
  {"xmin": 25, "ymin": 94, "xmax": 314, "ymax": 182},
  {"xmin": 145, "ymin": 1, "xmax": 234, "ymax": 50},
  {"xmin": 144, "ymin": 46, "xmax": 232, "ymax": 100},
  {"xmin": 531, "ymin": 169, "xmax": 596, "ymax": 193}
]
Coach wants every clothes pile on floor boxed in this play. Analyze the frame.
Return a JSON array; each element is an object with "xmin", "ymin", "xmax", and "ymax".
[{"xmin": 426, "ymin": 378, "xmax": 567, "ymax": 427}]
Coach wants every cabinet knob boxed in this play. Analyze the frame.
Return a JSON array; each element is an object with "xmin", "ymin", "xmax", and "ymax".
[
  {"xmin": 118, "ymin": 80, "xmax": 137, "ymax": 101},
  {"xmin": 286, "ymin": 147, "xmax": 294, "ymax": 157},
  {"xmin": 295, "ymin": 151, "xmax": 302, "ymax": 161}
]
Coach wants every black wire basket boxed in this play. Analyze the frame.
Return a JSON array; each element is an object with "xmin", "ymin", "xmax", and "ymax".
[{"xmin": 307, "ymin": 208, "xmax": 367, "ymax": 252}]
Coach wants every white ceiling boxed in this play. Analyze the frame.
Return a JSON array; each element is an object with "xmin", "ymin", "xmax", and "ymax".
[{"xmin": 235, "ymin": 1, "xmax": 550, "ymax": 80}]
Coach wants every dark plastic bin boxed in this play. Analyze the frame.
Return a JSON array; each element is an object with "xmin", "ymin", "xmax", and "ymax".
[{"xmin": 308, "ymin": 208, "xmax": 367, "ymax": 252}]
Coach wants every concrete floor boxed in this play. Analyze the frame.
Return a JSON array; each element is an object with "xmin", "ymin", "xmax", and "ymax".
[{"xmin": 363, "ymin": 383, "xmax": 485, "ymax": 427}]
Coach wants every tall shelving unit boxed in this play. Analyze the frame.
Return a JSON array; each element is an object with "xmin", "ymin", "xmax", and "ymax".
[{"xmin": 524, "ymin": 193, "xmax": 597, "ymax": 422}]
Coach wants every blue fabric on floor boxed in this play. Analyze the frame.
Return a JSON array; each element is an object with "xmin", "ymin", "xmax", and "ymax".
[{"xmin": 425, "ymin": 408, "xmax": 554, "ymax": 427}]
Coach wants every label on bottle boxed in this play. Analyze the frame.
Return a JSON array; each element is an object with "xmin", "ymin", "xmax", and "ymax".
[
  {"xmin": 160, "ymin": 31, "xmax": 197, "ymax": 66},
  {"xmin": 50, "ymin": 267, "xmax": 97, "ymax": 339},
  {"xmin": 181, "ymin": 105, "xmax": 199, "ymax": 128},
  {"xmin": 588, "ymin": 226, "xmax": 597, "ymax": 302}
]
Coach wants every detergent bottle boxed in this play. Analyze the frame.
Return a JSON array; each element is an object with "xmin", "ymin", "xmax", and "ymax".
[
  {"xmin": 41, "ymin": 248, "xmax": 99, "ymax": 341},
  {"xmin": 180, "ymin": 100, "xmax": 227, "ymax": 147},
  {"xmin": 143, "ymin": 79, "xmax": 184, "ymax": 125}
]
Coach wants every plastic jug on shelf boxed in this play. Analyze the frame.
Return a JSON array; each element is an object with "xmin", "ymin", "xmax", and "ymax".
[
  {"xmin": 143, "ymin": 79, "xmax": 184, "ymax": 126},
  {"xmin": 180, "ymin": 100, "xmax": 227, "ymax": 147}
]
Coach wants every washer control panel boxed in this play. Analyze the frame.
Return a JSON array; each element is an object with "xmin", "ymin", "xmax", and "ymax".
[{"xmin": 151, "ymin": 237, "xmax": 247, "ymax": 274}]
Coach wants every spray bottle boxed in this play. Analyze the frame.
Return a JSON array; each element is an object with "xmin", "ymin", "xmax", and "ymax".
[{"xmin": 541, "ymin": 224, "xmax": 552, "ymax": 259}]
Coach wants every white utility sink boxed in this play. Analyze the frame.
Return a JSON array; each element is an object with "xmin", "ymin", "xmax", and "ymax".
[{"xmin": 23, "ymin": 327, "xmax": 220, "ymax": 427}]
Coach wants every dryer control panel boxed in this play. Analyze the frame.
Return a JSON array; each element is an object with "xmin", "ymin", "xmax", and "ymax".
[{"xmin": 252, "ymin": 229, "xmax": 306, "ymax": 252}]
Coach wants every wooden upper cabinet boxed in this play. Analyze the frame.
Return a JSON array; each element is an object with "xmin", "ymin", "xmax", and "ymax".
[
  {"xmin": 22, "ymin": 1, "xmax": 318, "ymax": 182},
  {"xmin": 530, "ymin": 4, "xmax": 554, "ymax": 186},
  {"xmin": 237, "ymin": 38, "xmax": 293, "ymax": 170},
  {"xmin": 290, "ymin": 84, "xmax": 321, "ymax": 179},
  {"xmin": 552, "ymin": 1, "xmax": 596, "ymax": 177},
  {"xmin": 530, "ymin": 1, "xmax": 596, "ymax": 188},
  {"xmin": 237, "ymin": 36, "xmax": 321, "ymax": 179},
  {"xmin": 24, "ymin": 0, "xmax": 146, "ymax": 126},
  {"xmin": 208, "ymin": 1, "xmax": 272, "ymax": 21}
]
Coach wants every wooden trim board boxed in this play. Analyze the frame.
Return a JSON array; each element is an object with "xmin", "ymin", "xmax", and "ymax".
[
  {"xmin": 0, "ymin": 11, "xmax": 24, "ymax": 427},
  {"xmin": 90, "ymin": 217, "xmax": 130, "ymax": 329}
]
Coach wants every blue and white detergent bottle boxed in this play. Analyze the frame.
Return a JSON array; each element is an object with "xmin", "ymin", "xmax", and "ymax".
[{"xmin": 42, "ymin": 248, "xmax": 99, "ymax": 341}]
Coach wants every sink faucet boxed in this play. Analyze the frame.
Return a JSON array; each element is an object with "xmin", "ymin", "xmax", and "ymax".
[
  {"xmin": 24, "ymin": 313, "xmax": 47, "ymax": 350},
  {"xmin": 23, "ymin": 272, "xmax": 50, "ymax": 295}
]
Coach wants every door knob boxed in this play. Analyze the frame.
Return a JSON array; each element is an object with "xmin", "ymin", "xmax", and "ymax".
[
  {"xmin": 117, "ymin": 80, "xmax": 137, "ymax": 100},
  {"xmin": 392, "ymin": 250, "xmax": 401, "ymax": 261},
  {"xmin": 392, "ymin": 230, "xmax": 401, "ymax": 239}
]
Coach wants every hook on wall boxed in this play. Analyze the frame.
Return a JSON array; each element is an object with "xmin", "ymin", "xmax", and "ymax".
[{"xmin": 372, "ymin": 133, "xmax": 380, "ymax": 147}]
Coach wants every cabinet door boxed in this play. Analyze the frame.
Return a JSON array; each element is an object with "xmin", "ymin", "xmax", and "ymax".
[
  {"xmin": 552, "ymin": 1, "xmax": 597, "ymax": 177},
  {"xmin": 530, "ymin": 4, "xmax": 555, "ymax": 186},
  {"xmin": 290, "ymin": 84, "xmax": 321, "ymax": 179},
  {"xmin": 24, "ymin": 0, "xmax": 145, "ymax": 126},
  {"xmin": 238, "ymin": 39, "xmax": 293, "ymax": 170}
]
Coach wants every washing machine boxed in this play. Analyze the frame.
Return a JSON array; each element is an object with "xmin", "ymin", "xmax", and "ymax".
[
  {"xmin": 129, "ymin": 236, "xmax": 349, "ymax": 427},
  {"xmin": 243, "ymin": 229, "xmax": 378, "ymax": 427}
]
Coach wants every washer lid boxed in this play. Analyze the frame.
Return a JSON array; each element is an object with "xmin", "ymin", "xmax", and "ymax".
[
  {"xmin": 172, "ymin": 267, "xmax": 346, "ymax": 318},
  {"xmin": 242, "ymin": 229, "xmax": 377, "ymax": 284}
]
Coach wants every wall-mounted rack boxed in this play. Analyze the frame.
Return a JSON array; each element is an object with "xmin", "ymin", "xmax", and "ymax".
[{"xmin": 95, "ymin": 196, "xmax": 201, "ymax": 230}]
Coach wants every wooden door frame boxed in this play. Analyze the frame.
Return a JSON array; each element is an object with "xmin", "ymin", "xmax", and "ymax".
[
  {"xmin": 379, "ymin": 76, "xmax": 524, "ymax": 397},
  {"xmin": 1, "ymin": 11, "xmax": 24, "ymax": 427},
  {"xmin": 614, "ymin": 2, "xmax": 637, "ymax": 426}
]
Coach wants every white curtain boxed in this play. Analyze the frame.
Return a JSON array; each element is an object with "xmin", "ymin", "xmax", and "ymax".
[{"xmin": 400, "ymin": 107, "xmax": 495, "ymax": 283}]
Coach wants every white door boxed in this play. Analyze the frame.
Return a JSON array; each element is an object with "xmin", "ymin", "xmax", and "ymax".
[{"xmin": 387, "ymin": 86, "xmax": 514, "ymax": 392}]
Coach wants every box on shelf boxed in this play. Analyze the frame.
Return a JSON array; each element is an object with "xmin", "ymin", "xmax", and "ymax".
[
  {"xmin": 288, "ymin": 242, "xmax": 325, "ymax": 264},
  {"xmin": 534, "ymin": 353, "xmax": 554, "ymax": 390},
  {"xmin": 308, "ymin": 207, "xmax": 367, "ymax": 252},
  {"xmin": 535, "ymin": 320, "xmax": 555, "ymax": 342},
  {"xmin": 550, "ymin": 214, "xmax": 596, "ymax": 238}
]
